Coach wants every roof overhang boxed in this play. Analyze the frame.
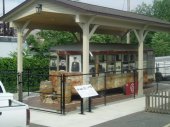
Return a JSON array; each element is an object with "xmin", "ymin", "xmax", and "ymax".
[{"xmin": 1, "ymin": 0, "xmax": 170, "ymax": 36}]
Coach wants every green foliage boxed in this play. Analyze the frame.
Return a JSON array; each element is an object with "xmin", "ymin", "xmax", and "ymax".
[
  {"xmin": 151, "ymin": 32, "xmax": 170, "ymax": 56},
  {"xmin": 132, "ymin": 2, "xmax": 155, "ymax": 45},
  {"xmin": 26, "ymin": 34, "xmax": 38, "ymax": 49},
  {"xmin": 0, "ymin": 57, "xmax": 17, "ymax": 70},
  {"xmin": 37, "ymin": 30, "xmax": 75, "ymax": 45},
  {"xmin": 134, "ymin": 2, "xmax": 154, "ymax": 16},
  {"xmin": 26, "ymin": 30, "xmax": 76, "ymax": 56},
  {"xmin": 133, "ymin": 0, "xmax": 170, "ymax": 56},
  {"xmin": 151, "ymin": 0, "xmax": 170, "ymax": 56},
  {"xmin": 26, "ymin": 30, "xmax": 122, "ymax": 56},
  {"xmin": 90, "ymin": 34, "xmax": 121, "ymax": 43},
  {"xmin": 153, "ymin": 0, "xmax": 170, "ymax": 21},
  {"xmin": 39, "ymin": 30, "xmax": 75, "ymax": 43},
  {"xmin": 0, "ymin": 57, "xmax": 49, "ymax": 92},
  {"xmin": 23, "ymin": 57, "xmax": 49, "ymax": 69}
]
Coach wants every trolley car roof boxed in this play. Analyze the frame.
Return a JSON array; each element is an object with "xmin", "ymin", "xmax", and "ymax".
[
  {"xmin": 50, "ymin": 43, "xmax": 153, "ymax": 55},
  {"xmin": 1, "ymin": 0, "xmax": 170, "ymax": 36}
]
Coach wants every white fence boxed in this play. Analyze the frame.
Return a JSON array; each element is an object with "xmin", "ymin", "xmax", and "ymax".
[{"xmin": 145, "ymin": 90, "xmax": 170, "ymax": 114}]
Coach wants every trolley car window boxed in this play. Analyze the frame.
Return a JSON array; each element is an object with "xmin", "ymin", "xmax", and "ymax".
[
  {"xmin": 0, "ymin": 86, "xmax": 2, "ymax": 93},
  {"xmin": 116, "ymin": 54, "xmax": 121, "ymax": 61},
  {"xmin": 99, "ymin": 55, "xmax": 105, "ymax": 62},
  {"xmin": 123, "ymin": 54, "xmax": 129, "ymax": 63},
  {"xmin": 130, "ymin": 54, "xmax": 135, "ymax": 62}
]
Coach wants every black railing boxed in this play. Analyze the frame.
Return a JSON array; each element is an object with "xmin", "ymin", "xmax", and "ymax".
[{"xmin": 0, "ymin": 66, "xmax": 170, "ymax": 115}]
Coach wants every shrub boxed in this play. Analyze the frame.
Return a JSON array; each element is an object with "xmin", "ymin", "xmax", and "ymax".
[{"xmin": 0, "ymin": 57, "xmax": 50, "ymax": 92}]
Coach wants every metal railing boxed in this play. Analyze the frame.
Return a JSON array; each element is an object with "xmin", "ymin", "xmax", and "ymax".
[{"xmin": 1, "ymin": 66, "xmax": 170, "ymax": 114}]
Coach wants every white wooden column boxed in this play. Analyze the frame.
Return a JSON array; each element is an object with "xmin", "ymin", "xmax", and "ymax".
[
  {"xmin": 17, "ymin": 29, "xmax": 32, "ymax": 72},
  {"xmin": 76, "ymin": 15, "xmax": 99, "ymax": 110},
  {"xmin": 81, "ymin": 24, "xmax": 99, "ymax": 84},
  {"xmin": 134, "ymin": 28, "xmax": 148, "ymax": 96},
  {"xmin": 127, "ymin": 0, "xmax": 130, "ymax": 44},
  {"xmin": 15, "ymin": 21, "xmax": 31, "ymax": 101},
  {"xmin": 76, "ymin": 16, "xmax": 99, "ymax": 84},
  {"xmin": 78, "ymin": 23, "xmax": 89, "ymax": 84},
  {"xmin": 16, "ymin": 27, "xmax": 24, "ymax": 102}
]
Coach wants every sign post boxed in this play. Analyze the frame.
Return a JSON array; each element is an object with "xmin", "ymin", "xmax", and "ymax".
[{"xmin": 74, "ymin": 84, "xmax": 98, "ymax": 114}]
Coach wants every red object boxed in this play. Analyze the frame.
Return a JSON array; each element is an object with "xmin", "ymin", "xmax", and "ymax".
[{"xmin": 125, "ymin": 82, "xmax": 138, "ymax": 95}]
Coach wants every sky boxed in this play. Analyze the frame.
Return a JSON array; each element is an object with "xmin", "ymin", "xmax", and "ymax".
[{"xmin": 0, "ymin": 0, "xmax": 154, "ymax": 17}]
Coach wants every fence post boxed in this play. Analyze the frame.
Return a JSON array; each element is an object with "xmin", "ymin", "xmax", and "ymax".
[
  {"xmin": 158, "ymin": 92, "xmax": 160, "ymax": 113},
  {"xmin": 165, "ymin": 91, "xmax": 167, "ymax": 113},
  {"xmin": 63, "ymin": 74, "xmax": 66, "ymax": 115},
  {"xmin": 88, "ymin": 97, "xmax": 92, "ymax": 112},
  {"xmin": 17, "ymin": 72, "xmax": 23, "ymax": 102},
  {"xmin": 60, "ymin": 74, "xmax": 63, "ymax": 114},
  {"xmin": 27, "ymin": 69, "xmax": 30, "ymax": 96},
  {"xmin": 133, "ymin": 69, "xmax": 136, "ymax": 99},
  {"xmin": 145, "ymin": 93, "xmax": 148, "ymax": 111},
  {"xmin": 104, "ymin": 72, "xmax": 107, "ymax": 105},
  {"xmin": 156, "ymin": 67, "xmax": 159, "ymax": 93},
  {"xmin": 169, "ymin": 91, "xmax": 170, "ymax": 112}
]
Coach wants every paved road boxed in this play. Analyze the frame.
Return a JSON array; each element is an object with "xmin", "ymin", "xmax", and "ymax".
[
  {"xmin": 144, "ymin": 81, "xmax": 170, "ymax": 93},
  {"xmin": 92, "ymin": 111, "xmax": 170, "ymax": 127}
]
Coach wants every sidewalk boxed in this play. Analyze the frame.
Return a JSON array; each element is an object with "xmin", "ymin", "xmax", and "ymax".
[{"xmin": 30, "ymin": 97, "xmax": 146, "ymax": 127}]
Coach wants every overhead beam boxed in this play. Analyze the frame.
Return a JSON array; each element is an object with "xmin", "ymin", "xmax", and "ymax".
[
  {"xmin": 23, "ymin": 28, "xmax": 33, "ymax": 41},
  {"xmin": 89, "ymin": 24, "xmax": 99, "ymax": 39},
  {"xmin": 71, "ymin": 32, "xmax": 80, "ymax": 43},
  {"xmin": 24, "ymin": 24, "xmax": 126, "ymax": 36}
]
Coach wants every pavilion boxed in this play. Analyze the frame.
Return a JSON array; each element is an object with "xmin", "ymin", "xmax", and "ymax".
[{"xmin": 1, "ymin": 0, "xmax": 170, "ymax": 101}]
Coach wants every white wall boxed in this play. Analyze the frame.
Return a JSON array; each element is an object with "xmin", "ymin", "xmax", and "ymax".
[
  {"xmin": 155, "ymin": 56, "xmax": 170, "ymax": 77},
  {"xmin": 0, "ymin": 42, "xmax": 17, "ymax": 57}
]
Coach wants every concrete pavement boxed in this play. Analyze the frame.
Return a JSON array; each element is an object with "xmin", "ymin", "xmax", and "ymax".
[
  {"xmin": 26, "ymin": 81, "xmax": 170, "ymax": 127},
  {"xmin": 30, "ymin": 97, "xmax": 146, "ymax": 127}
]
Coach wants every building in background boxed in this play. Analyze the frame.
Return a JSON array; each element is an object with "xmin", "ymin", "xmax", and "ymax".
[
  {"xmin": 0, "ymin": 36, "xmax": 17, "ymax": 57},
  {"xmin": 155, "ymin": 56, "xmax": 170, "ymax": 80}
]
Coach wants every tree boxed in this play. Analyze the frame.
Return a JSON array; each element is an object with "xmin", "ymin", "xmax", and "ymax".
[
  {"xmin": 90, "ymin": 34, "xmax": 121, "ymax": 43},
  {"xmin": 134, "ymin": 2, "xmax": 154, "ymax": 16},
  {"xmin": 153, "ymin": 0, "xmax": 170, "ymax": 21},
  {"xmin": 132, "ymin": 2, "xmax": 155, "ymax": 45},
  {"xmin": 26, "ymin": 30, "xmax": 76, "ymax": 56},
  {"xmin": 151, "ymin": 0, "xmax": 170, "ymax": 56},
  {"xmin": 133, "ymin": 0, "xmax": 170, "ymax": 56},
  {"xmin": 26, "ymin": 30, "xmax": 123, "ymax": 57},
  {"xmin": 26, "ymin": 34, "xmax": 39, "ymax": 50},
  {"xmin": 151, "ymin": 32, "xmax": 170, "ymax": 56}
]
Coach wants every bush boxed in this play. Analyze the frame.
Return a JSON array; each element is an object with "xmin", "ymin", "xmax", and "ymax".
[{"xmin": 0, "ymin": 57, "xmax": 50, "ymax": 92}]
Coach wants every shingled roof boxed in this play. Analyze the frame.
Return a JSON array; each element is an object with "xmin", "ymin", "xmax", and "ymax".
[
  {"xmin": 1, "ymin": 0, "xmax": 170, "ymax": 34},
  {"xmin": 50, "ymin": 43, "xmax": 153, "ymax": 53},
  {"xmin": 51, "ymin": 0, "xmax": 170, "ymax": 25},
  {"xmin": 1, "ymin": 0, "xmax": 170, "ymax": 26}
]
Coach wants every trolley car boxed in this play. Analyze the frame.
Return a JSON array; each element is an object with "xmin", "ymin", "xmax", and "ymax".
[{"xmin": 48, "ymin": 43, "xmax": 154, "ymax": 101}]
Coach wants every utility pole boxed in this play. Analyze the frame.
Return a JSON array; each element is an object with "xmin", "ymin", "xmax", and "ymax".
[
  {"xmin": 3, "ymin": 0, "xmax": 5, "ymax": 15},
  {"xmin": 2, "ymin": 0, "xmax": 6, "ymax": 36},
  {"xmin": 127, "ymin": 0, "xmax": 130, "ymax": 44}
]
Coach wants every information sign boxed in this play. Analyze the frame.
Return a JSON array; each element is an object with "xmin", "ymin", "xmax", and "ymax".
[{"xmin": 74, "ymin": 84, "xmax": 98, "ymax": 98}]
